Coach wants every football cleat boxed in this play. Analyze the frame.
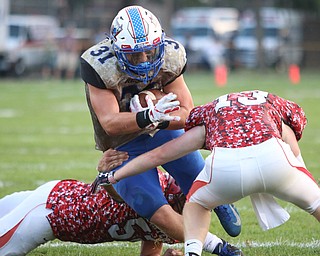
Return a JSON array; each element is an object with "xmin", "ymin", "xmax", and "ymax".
[
  {"xmin": 214, "ymin": 204, "xmax": 241, "ymax": 237},
  {"xmin": 218, "ymin": 240, "xmax": 244, "ymax": 256}
]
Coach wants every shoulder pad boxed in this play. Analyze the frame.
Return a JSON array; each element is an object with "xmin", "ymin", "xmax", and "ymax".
[
  {"xmin": 81, "ymin": 39, "xmax": 122, "ymax": 88},
  {"xmin": 162, "ymin": 37, "xmax": 186, "ymax": 76}
]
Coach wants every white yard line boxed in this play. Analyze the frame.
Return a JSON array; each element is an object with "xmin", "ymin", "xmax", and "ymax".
[{"xmin": 40, "ymin": 239, "xmax": 320, "ymax": 249}]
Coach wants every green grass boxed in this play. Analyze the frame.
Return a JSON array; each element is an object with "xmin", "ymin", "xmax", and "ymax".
[{"xmin": 0, "ymin": 70, "xmax": 319, "ymax": 255}]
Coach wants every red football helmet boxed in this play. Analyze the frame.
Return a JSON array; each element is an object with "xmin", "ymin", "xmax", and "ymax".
[{"xmin": 158, "ymin": 169, "xmax": 186, "ymax": 214}]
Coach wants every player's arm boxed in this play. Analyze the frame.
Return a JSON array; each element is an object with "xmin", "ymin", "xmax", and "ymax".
[
  {"xmin": 272, "ymin": 94, "xmax": 307, "ymax": 141},
  {"xmin": 91, "ymin": 148, "xmax": 129, "ymax": 200},
  {"xmin": 281, "ymin": 122, "xmax": 300, "ymax": 157},
  {"xmin": 163, "ymin": 75, "xmax": 194, "ymax": 129},
  {"xmin": 88, "ymin": 84, "xmax": 180, "ymax": 136},
  {"xmin": 282, "ymin": 122, "xmax": 306, "ymax": 167},
  {"xmin": 140, "ymin": 241, "xmax": 183, "ymax": 256},
  {"xmin": 88, "ymin": 84, "xmax": 141, "ymax": 136},
  {"xmin": 111, "ymin": 125, "xmax": 205, "ymax": 182},
  {"xmin": 140, "ymin": 241, "xmax": 163, "ymax": 256}
]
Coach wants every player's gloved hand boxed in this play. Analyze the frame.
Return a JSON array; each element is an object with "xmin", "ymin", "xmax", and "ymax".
[
  {"xmin": 147, "ymin": 93, "xmax": 180, "ymax": 123},
  {"xmin": 130, "ymin": 94, "xmax": 147, "ymax": 113},
  {"xmin": 130, "ymin": 94, "xmax": 159, "ymax": 131},
  {"xmin": 90, "ymin": 170, "xmax": 118, "ymax": 194}
]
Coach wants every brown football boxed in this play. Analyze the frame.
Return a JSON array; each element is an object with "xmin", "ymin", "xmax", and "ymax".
[{"xmin": 138, "ymin": 89, "xmax": 167, "ymax": 108}]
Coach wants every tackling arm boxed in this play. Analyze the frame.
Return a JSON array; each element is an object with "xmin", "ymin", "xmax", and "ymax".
[
  {"xmin": 281, "ymin": 122, "xmax": 301, "ymax": 157},
  {"xmin": 112, "ymin": 125, "xmax": 205, "ymax": 183}
]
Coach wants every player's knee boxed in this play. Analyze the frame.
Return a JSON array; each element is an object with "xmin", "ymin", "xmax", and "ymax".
[
  {"xmin": 309, "ymin": 199, "xmax": 320, "ymax": 221},
  {"xmin": 150, "ymin": 204, "xmax": 182, "ymax": 228}
]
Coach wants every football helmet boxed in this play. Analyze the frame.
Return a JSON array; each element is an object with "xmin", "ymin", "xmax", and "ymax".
[
  {"xmin": 110, "ymin": 5, "xmax": 165, "ymax": 84},
  {"xmin": 160, "ymin": 171, "xmax": 186, "ymax": 214}
]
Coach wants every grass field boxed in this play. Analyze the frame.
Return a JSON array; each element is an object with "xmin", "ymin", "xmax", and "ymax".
[{"xmin": 0, "ymin": 69, "xmax": 319, "ymax": 255}]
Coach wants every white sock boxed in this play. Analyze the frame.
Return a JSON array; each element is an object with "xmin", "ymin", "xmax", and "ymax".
[
  {"xmin": 203, "ymin": 233, "xmax": 223, "ymax": 253},
  {"xmin": 185, "ymin": 239, "xmax": 203, "ymax": 256}
]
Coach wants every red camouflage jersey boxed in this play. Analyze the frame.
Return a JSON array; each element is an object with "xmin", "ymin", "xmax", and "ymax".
[
  {"xmin": 185, "ymin": 90, "xmax": 307, "ymax": 149},
  {"xmin": 46, "ymin": 171, "xmax": 176, "ymax": 244}
]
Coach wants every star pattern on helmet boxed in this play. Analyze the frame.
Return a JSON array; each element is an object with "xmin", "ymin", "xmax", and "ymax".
[{"xmin": 127, "ymin": 7, "xmax": 147, "ymax": 43}]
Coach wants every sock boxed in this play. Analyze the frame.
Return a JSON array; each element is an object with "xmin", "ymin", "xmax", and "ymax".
[
  {"xmin": 185, "ymin": 239, "xmax": 203, "ymax": 256},
  {"xmin": 203, "ymin": 233, "xmax": 223, "ymax": 254}
]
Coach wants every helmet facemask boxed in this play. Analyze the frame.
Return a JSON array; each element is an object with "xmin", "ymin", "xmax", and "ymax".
[{"xmin": 113, "ymin": 37, "xmax": 165, "ymax": 84}]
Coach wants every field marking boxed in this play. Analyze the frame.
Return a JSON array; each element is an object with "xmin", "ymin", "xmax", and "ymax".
[
  {"xmin": 40, "ymin": 239, "xmax": 320, "ymax": 249},
  {"xmin": 240, "ymin": 239, "xmax": 320, "ymax": 248},
  {"xmin": 0, "ymin": 109, "xmax": 17, "ymax": 118}
]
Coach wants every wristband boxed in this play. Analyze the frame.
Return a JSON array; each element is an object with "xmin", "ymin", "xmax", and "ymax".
[
  {"xmin": 136, "ymin": 110, "xmax": 153, "ymax": 128},
  {"xmin": 157, "ymin": 121, "xmax": 170, "ymax": 129},
  {"xmin": 108, "ymin": 170, "xmax": 118, "ymax": 184}
]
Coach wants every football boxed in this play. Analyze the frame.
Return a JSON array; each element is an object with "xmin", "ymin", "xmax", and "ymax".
[{"xmin": 138, "ymin": 89, "xmax": 167, "ymax": 108}]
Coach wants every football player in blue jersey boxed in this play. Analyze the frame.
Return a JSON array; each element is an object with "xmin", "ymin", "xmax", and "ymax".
[{"xmin": 80, "ymin": 5, "xmax": 241, "ymax": 248}]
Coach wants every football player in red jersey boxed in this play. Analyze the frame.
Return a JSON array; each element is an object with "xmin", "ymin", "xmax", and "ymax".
[
  {"xmin": 0, "ymin": 149, "xmax": 239, "ymax": 256},
  {"xmin": 96, "ymin": 90, "xmax": 320, "ymax": 256}
]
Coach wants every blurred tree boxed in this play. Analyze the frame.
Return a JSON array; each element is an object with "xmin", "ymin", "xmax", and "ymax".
[{"xmin": 277, "ymin": 0, "xmax": 320, "ymax": 12}]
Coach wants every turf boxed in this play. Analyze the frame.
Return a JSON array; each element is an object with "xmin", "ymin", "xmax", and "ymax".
[{"xmin": 0, "ymin": 69, "xmax": 319, "ymax": 255}]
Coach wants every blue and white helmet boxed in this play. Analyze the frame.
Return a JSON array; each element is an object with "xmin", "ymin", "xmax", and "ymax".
[{"xmin": 110, "ymin": 6, "xmax": 165, "ymax": 84}]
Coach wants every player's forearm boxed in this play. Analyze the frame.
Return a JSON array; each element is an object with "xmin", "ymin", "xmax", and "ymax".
[
  {"xmin": 166, "ymin": 106, "xmax": 189, "ymax": 130},
  {"xmin": 113, "ymin": 129, "xmax": 201, "ymax": 182},
  {"xmin": 281, "ymin": 122, "xmax": 300, "ymax": 157},
  {"xmin": 100, "ymin": 112, "xmax": 141, "ymax": 136}
]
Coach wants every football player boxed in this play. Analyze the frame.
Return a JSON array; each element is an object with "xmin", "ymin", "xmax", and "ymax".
[
  {"xmin": 0, "ymin": 149, "xmax": 241, "ymax": 256},
  {"xmin": 95, "ymin": 90, "xmax": 320, "ymax": 256},
  {"xmin": 80, "ymin": 4, "xmax": 241, "ymax": 243}
]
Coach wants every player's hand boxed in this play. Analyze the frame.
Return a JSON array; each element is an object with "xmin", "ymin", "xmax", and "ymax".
[
  {"xmin": 130, "ymin": 94, "xmax": 159, "ymax": 130},
  {"xmin": 96, "ymin": 149, "xmax": 128, "ymax": 172},
  {"xmin": 163, "ymin": 248, "xmax": 183, "ymax": 256},
  {"xmin": 130, "ymin": 94, "xmax": 146, "ymax": 113},
  {"xmin": 147, "ymin": 93, "xmax": 181, "ymax": 123},
  {"xmin": 91, "ymin": 149, "xmax": 128, "ymax": 194}
]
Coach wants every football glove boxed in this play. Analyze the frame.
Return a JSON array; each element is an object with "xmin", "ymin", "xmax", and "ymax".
[
  {"xmin": 130, "ymin": 94, "xmax": 159, "ymax": 132},
  {"xmin": 130, "ymin": 94, "xmax": 147, "ymax": 113},
  {"xmin": 147, "ymin": 93, "xmax": 180, "ymax": 123},
  {"xmin": 90, "ymin": 170, "xmax": 118, "ymax": 194}
]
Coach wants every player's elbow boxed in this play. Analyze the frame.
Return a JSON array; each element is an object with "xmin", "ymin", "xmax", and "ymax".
[{"xmin": 100, "ymin": 119, "xmax": 121, "ymax": 136}]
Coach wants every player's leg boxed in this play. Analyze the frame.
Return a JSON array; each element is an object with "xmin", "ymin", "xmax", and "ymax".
[
  {"xmin": 311, "ymin": 206, "xmax": 320, "ymax": 221},
  {"xmin": 156, "ymin": 129, "xmax": 241, "ymax": 237},
  {"xmin": 150, "ymin": 204, "xmax": 185, "ymax": 242},
  {"xmin": 271, "ymin": 166, "xmax": 320, "ymax": 221},
  {"xmin": 260, "ymin": 139, "xmax": 320, "ymax": 222},
  {"xmin": 113, "ymin": 144, "xmax": 240, "ymax": 253},
  {"xmin": 113, "ymin": 168, "xmax": 186, "ymax": 241},
  {"xmin": 0, "ymin": 205, "xmax": 54, "ymax": 255},
  {"xmin": 151, "ymin": 204, "xmax": 243, "ymax": 255},
  {"xmin": 183, "ymin": 202, "xmax": 211, "ymax": 256},
  {"xmin": 0, "ymin": 181, "xmax": 58, "ymax": 255},
  {"xmin": 183, "ymin": 151, "xmax": 244, "ymax": 256},
  {"xmin": 0, "ymin": 191, "xmax": 33, "ymax": 217}
]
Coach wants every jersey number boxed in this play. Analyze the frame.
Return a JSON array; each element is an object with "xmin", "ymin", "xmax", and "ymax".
[
  {"xmin": 215, "ymin": 91, "xmax": 268, "ymax": 112},
  {"xmin": 108, "ymin": 217, "xmax": 153, "ymax": 241},
  {"xmin": 90, "ymin": 45, "xmax": 113, "ymax": 64}
]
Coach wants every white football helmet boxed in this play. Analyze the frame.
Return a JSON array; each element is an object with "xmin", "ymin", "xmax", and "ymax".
[{"xmin": 110, "ymin": 5, "xmax": 165, "ymax": 84}]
